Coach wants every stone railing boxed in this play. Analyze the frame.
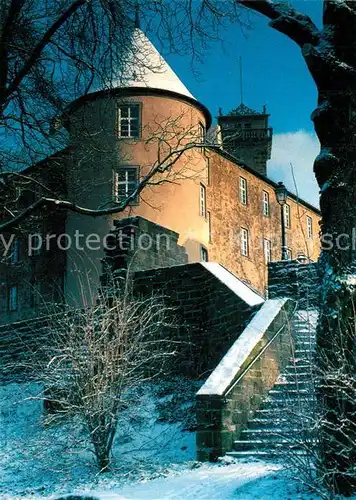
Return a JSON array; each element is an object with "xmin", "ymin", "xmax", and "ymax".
[{"xmin": 195, "ymin": 297, "xmax": 296, "ymax": 461}]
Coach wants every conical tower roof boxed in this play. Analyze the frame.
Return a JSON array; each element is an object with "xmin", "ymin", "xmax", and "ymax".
[{"xmin": 110, "ymin": 28, "xmax": 195, "ymax": 100}]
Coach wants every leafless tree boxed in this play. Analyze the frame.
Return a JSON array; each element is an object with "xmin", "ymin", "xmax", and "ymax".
[
  {"xmin": 23, "ymin": 277, "xmax": 177, "ymax": 472},
  {"xmin": 271, "ymin": 304, "xmax": 355, "ymax": 499},
  {"xmin": 2, "ymin": 0, "xmax": 355, "ymax": 492},
  {"xmin": 0, "ymin": 0, "xmax": 243, "ymax": 233},
  {"xmin": 230, "ymin": 1, "xmax": 356, "ymax": 495}
]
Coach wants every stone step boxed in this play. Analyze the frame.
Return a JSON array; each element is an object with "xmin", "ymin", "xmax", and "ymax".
[
  {"xmin": 233, "ymin": 439, "xmax": 303, "ymax": 450},
  {"xmin": 268, "ymin": 389, "xmax": 311, "ymax": 397},
  {"xmin": 283, "ymin": 372, "xmax": 313, "ymax": 380},
  {"xmin": 292, "ymin": 320, "xmax": 316, "ymax": 326},
  {"xmin": 226, "ymin": 449, "xmax": 306, "ymax": 459},
  {"xmin": 273, "ymin": 381, "xmax": 311, "ymax": 391},
  {"xmin": 294, "ymin": 349, "xmax": 314, "ymax": 356},
  {"xmin": 254, "ymin": 409, "xmax": 291, "ymax": 418},
  {"xmin": 247, "ymin": 417, "xmax": 313, "ymax": 429},
  {"xmin": 226, "ymin": 450, "xmax": 275, "ymax": 459},
  {"xmin": 248, "ymin": 418, "xmax": 293, "ymax": 429},
  {"xmin": 240, "ymin": 428, "xmax": 308, "ymax": 440},
  {"xmin": 262, "ymin": 398, "xmax": 315, "ymax": 409},
  {"xmin": 293, "ymin": 329, "xmax": 316, "ymax": 336},
  {"xmin": 252, "ymin": 409, "xmax": 314, "ymax": 422},
  {"xmin": 294, "ymin": 339, "xmax": 316, "ymax": 346},
  {"xmin": 292, "ymin": 342, "xmax": 315, "ymax": 359},
  {"xmin": 285, "ymin": 363, "xmax": 313, "ymax": 371}
]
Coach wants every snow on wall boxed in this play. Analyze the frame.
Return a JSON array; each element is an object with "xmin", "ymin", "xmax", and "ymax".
[
  {"xmin": 201, "ymin": 263, "xmax": 265, "ymax": 307},
  {"xmin": 197, "ymin": 298, "xmax": 289, "ymax": 397}
]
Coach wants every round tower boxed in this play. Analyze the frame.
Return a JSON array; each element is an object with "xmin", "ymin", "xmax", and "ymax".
[{"xmin": 63, "ymin": 27, "xmax": 212, "ymax": 304}]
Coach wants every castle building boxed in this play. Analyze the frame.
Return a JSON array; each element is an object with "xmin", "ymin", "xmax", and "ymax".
[{"xmin": 0, "ymin": 26, "xmax": 320, "ymax": 324}]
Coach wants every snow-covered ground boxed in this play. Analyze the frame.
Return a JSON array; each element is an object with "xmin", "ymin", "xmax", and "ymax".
[
  {"xmin": 0, "ymin": 380, "xmax": 198, "ymax": 498},
  {"xmin": 61, "ymin": 461, "xmax": 321, "ymax": 500},
  {"xmin": 0, "ymin": 381, "xmax": 354, "ymax": 500}
]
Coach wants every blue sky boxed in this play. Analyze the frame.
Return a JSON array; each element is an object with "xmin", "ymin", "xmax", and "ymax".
[{"xmin": 161, "ymin": 0, "xmax": 323, "ymax": 206}]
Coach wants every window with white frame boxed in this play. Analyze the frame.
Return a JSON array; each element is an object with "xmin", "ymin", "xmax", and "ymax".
[
  {"xmin": 241, "ymin": 227, "xmax": 249, "ymax": 256},
  {"xmin": 8, "ymin": 285, "xmax": 18, "ymax": 311},
  {"xmin": 239, "ymin": 177, "xmax": 247, "ymax": 205},
  {"xmin": 200, "ymin": 184, "xmax": 207, "ymax": 218},
  {"xmin": 283, "ymin": 203, "xmax": 291, "ymax": 228},
  {"xmin": 286, "ymin": 248, "xmax": 292, "ymax": 260},
  {"xmin": 262, "ymin": 191, "xmax": 270, "ymax": 217},
  {"xmin": 10, "ymin": 239, "xmax": 20, "ymax": 264},
  {"xmin": 264, "ymin": 238, "xmax": 271, "ymax": 263},
  {"xmin": 200, "ymin": 246, "xmax": 208, "ymax": 262},
  {"xmin": 306, "ymin": 215, "xmax": 313, "ymax": 238},
  {"xmin": 117, "ymin": 103, "xmax": 140, "ymax": 138},
  {"xmin": 114, "ymin": 167, "xmax": 139, "ymax": 203}
]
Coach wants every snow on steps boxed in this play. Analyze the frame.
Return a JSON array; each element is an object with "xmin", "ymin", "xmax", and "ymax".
[{"xmin": 227, "ymin": 309, "xmax": 318, "ymax": 459}]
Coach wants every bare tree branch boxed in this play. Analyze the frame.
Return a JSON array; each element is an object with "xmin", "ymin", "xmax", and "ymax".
[{"xmin": 237, "ymin": 0, "xmax": 321, "ymax": 47}]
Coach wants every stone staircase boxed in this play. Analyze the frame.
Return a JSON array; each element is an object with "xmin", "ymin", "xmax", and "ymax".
[{"xmin": 227, "ymin": 309, "xmax": 318, "ymax": 458}]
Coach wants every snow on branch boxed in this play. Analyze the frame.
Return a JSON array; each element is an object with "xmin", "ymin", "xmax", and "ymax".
[
  {"xmin": 302, "ymin": 43, "xmax": 356, "ymax": 78},
  {"xmin": 237, "ymin": 0, "xmax": 321, "ymax": 47}
]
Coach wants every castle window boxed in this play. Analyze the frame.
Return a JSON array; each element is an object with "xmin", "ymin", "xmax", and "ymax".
[
  {"xmin": 117, "ymin": 104, "xmax": 140, "ymax": 138},
  {"xmin": 198, "ymin": 122, "xmax": 206, "ymax": 143},
  {"xmin": 306, "ymin": 215, "xmax": 313, "ymax": 238},
  {"xmin": 8, "ymin": 285, "xmax": 18, "ymax": 312},
  {"xmin": 239, "ymin": 177, "xmax": 247, "ymax": 205},
  {"xmin": 200, "ymin": 246, "xmax": 208, "ymax": 262},
  {"xmin": 114, "ymin": 167, "xmax": 139, "ymax": 204},
  {"xmin": 241, "ymin": 227, "xmax": 249, "ymax": 257},
  {"xmin": 264, "ymin": 238, "xmax": 271, "ymax": 263},
  {"xmin": 262, "ymin": 191, "xmax": 270, "ymax": 217},
  {"xmin": 286, "ymin": 248, "xmax": 292, "ymax": 260},
  {"xmin": 10, "ymin": 239, "xmax": 20, "ymax": 265},
  {"xmin": 283, "ymin": 203, "xmax": 291, "ymax": 228},
  {"xmin": 200, "ymin": 184, "xmax": 207, "ymax": 218}
]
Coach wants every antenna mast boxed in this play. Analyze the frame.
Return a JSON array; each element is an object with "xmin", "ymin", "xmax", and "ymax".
[
  {"xmin": 135, "ymin": 2, "xmax": 140, "ymax": 29},
  {"xmin": 239, "ymin": 56, "xmax": 244, "ymax": 105}
]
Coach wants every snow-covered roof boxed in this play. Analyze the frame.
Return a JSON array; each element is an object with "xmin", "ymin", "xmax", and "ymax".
[
  {"xmin": 201, "ymin": 262, "xmax": 264, "ymax": 307},
  {"xmin": 109, "ymin": 28, "xmax": 195, "ymax": 101}
]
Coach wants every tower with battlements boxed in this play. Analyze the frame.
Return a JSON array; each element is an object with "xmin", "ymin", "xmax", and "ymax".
[{"xmin": 217, "ymin": 103, "xmax": 272, "ymax": 177}]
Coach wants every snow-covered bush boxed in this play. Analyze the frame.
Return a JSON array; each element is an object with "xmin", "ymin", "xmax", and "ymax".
[{"xmin": 21, "ymin": 280, "xmax": 177, "ymax": 472}]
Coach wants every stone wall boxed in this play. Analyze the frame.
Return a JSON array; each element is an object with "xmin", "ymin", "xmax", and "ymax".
[
  {"xmin": 132, "ymin": 263, "xmax": 261, "ymax": 378},
  {"xmin": 268, "ymin": 260, "xmax": 320, "ymax": 307},
  {"xmin": 196, "ymin": 298, "xmax": 295, "ymax": 461},
  {"xmin": 101, "ymin": 216, "xmax": 188, "ymax": 287},
  {"xmin": 206, "ymin": 149, "xmax": 321, "ymax": 295}
]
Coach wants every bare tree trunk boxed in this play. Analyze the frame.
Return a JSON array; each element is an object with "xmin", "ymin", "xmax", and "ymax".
[
  {"xmin": 237, "ymin": 1, "xmax": 356, "ymax": 493},
  {"xmin": 311, "ymin": 9, "xmax": 356, "ymax": 489}
]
